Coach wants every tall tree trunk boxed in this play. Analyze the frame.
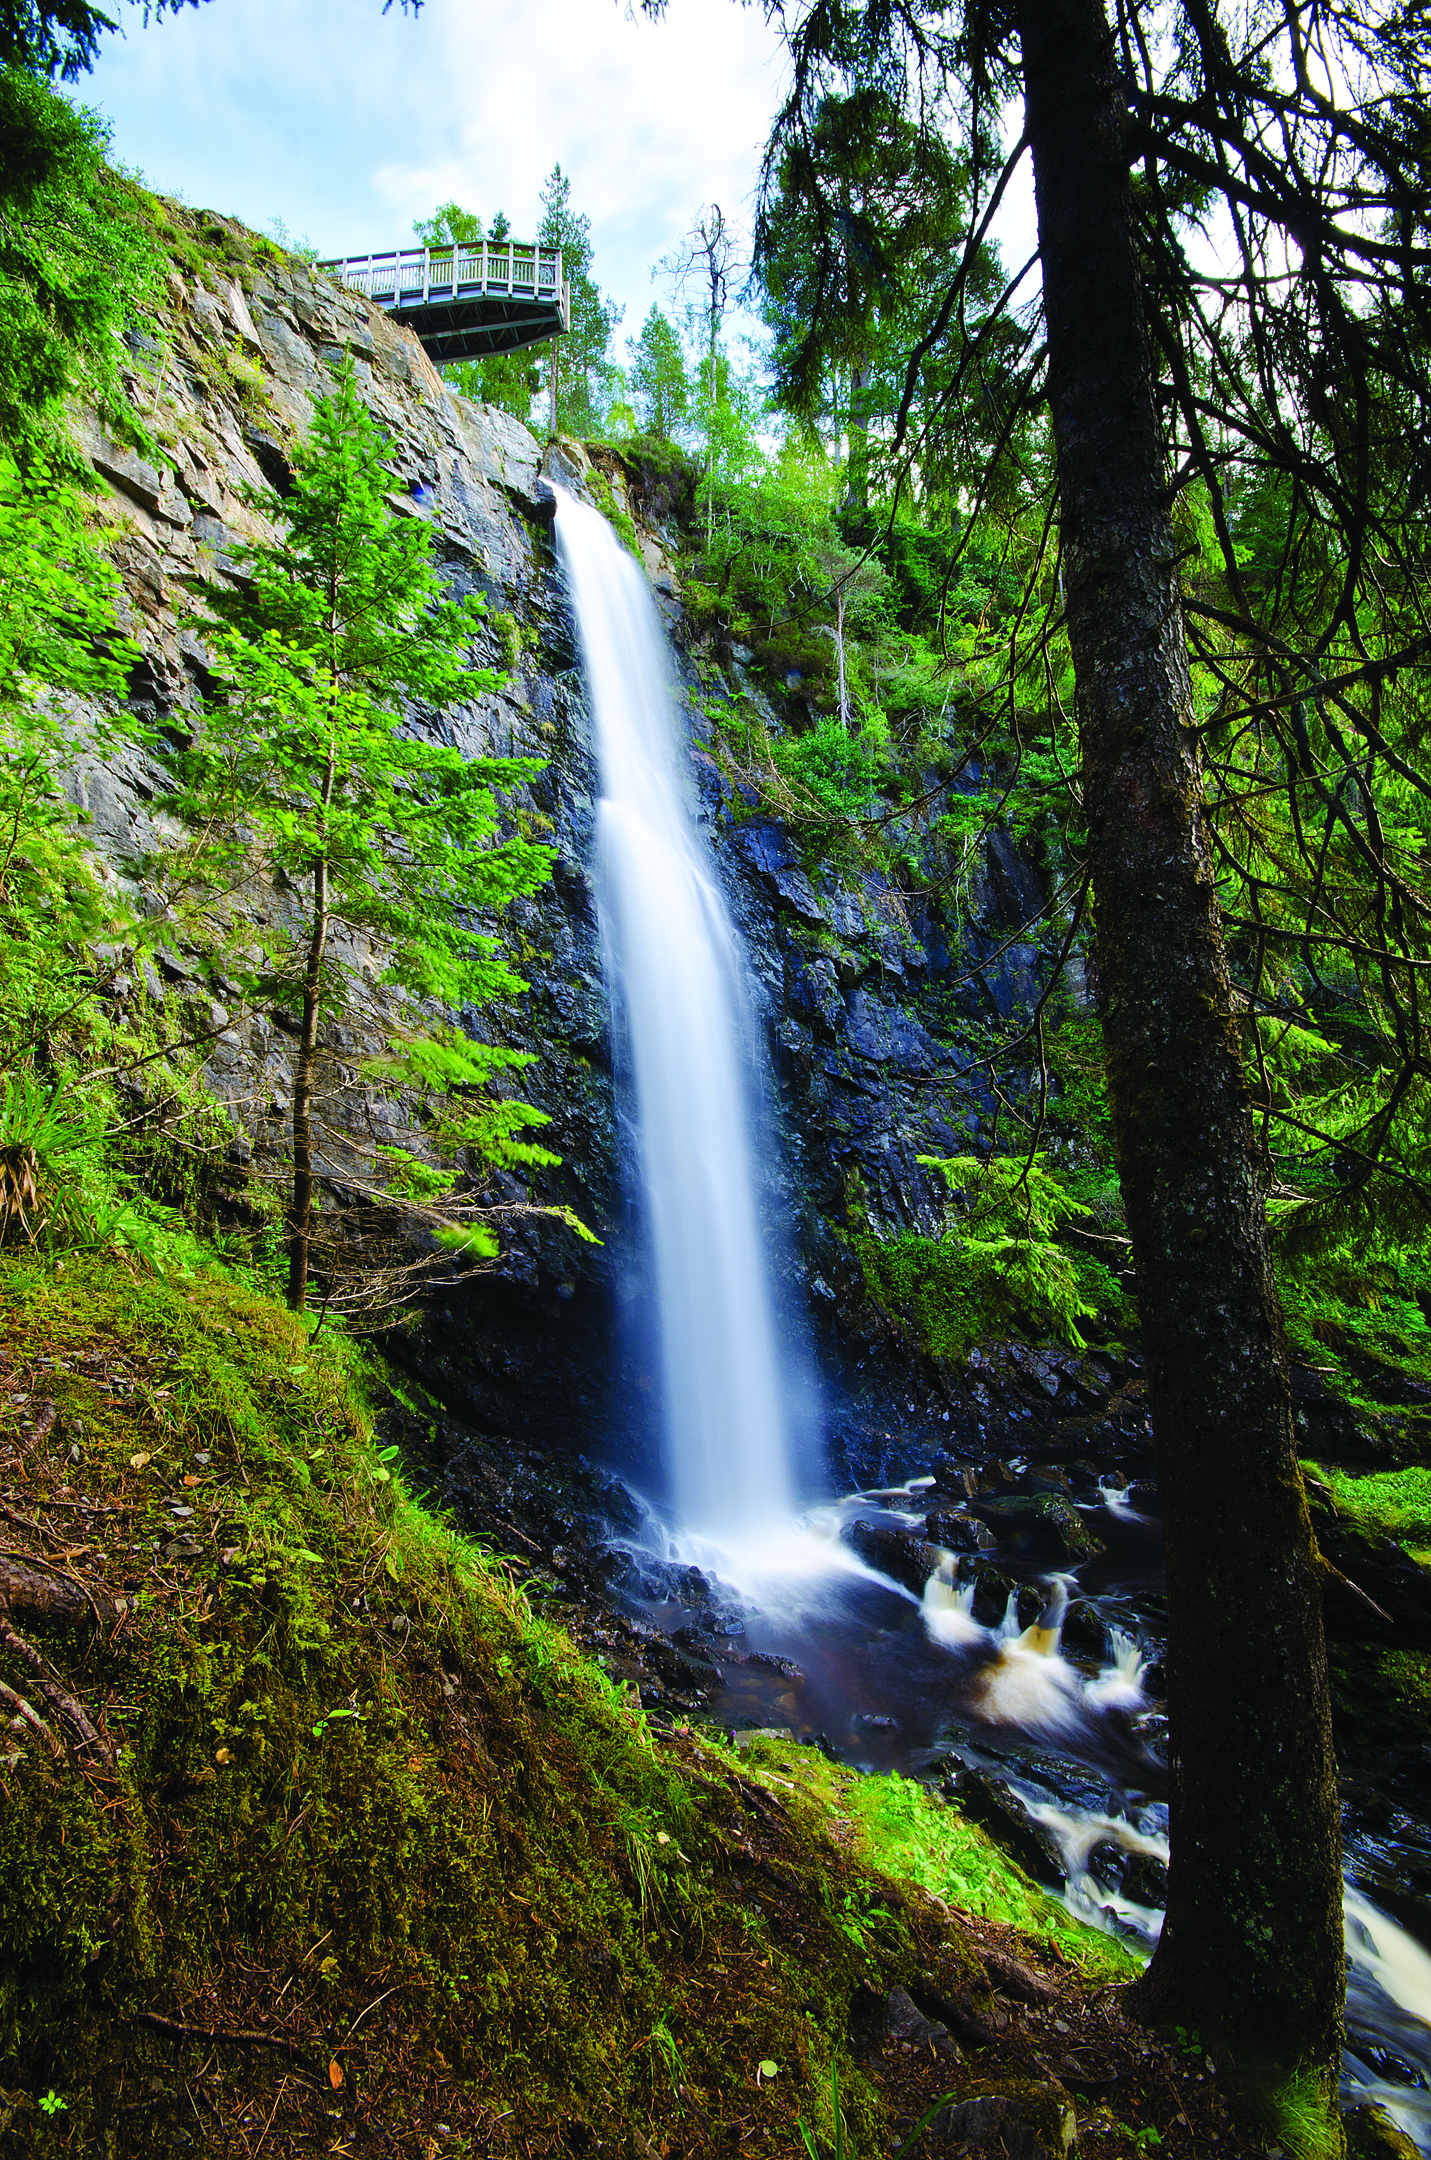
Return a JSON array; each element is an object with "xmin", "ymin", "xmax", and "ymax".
[
  {"xmin": 287, "ymin": 851, "xmax": 329, "ymax": 1313},
  {"xmin": 845, "ymin": 357, "xmax": 871, "ymax": 514},
  {"xmin": 1018, "ymin": 0, "xmax": 1344, "ymax": 2089},
  {"xmin": 835, "ymin": 586, "xmax": 849, "ymax": 729},
  {"xmin": 289, "ymin": 729, "xmax": 337, "ymax": 1315}
]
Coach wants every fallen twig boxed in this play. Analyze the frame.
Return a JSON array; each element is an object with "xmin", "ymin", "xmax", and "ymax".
[{"xmin": 127, "ymin": 2010, "xmax": 311, "ymax": 2058}]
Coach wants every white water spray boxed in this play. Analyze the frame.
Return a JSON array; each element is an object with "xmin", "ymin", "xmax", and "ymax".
[{"xmin": 554, "ymin": 488, "xmax": 796, "ymax": 1541}]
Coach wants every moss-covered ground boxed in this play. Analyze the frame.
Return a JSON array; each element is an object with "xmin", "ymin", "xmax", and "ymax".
[{"xmin": 0, "ymin": 1248, "xmax": 1270, "ymax": 2159}]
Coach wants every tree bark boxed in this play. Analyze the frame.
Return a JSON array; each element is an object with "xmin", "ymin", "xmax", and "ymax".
[
  {"xmin": 845, "ymin": 357, "xmax": 871, "ymax": 514},
  {"xmin": 835, "ymin": 586, "xmax": 849, "ymax": 728},
  {"xmin": 1018, "ymin": 0, "xmax": 1344, "ymax": 2085},
  {"xmin": 0, "ymin": 1560, "xmax": 90, "ymax": 1626},
  {"xmin": 287, "ymin": 848, "xmax": 329, "ymax": 1314}
]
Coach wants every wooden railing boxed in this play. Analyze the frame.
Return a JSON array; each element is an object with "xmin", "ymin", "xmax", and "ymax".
[{"xmin": 317, "ymin": 243, "xmax": 568, "ymax": 327}]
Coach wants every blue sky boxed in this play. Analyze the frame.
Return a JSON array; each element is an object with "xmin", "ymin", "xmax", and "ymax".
[{"xmin": 84, "ymin": 0, "xmax": 791, "ymax": 353}]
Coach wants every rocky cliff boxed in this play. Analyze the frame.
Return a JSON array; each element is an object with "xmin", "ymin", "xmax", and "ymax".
[{"xmin": 67, "ymin": 204, "xmax": 1131, "ymax": 1526}]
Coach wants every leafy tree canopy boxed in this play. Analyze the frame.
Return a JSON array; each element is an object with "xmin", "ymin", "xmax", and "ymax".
[
  {"xmin": 1, "ymin": 0, "xmax": 422, "ymax": 78},
  {"xmin": 0, "ymin": 0, "xmax": 198, "ymax": 80}
]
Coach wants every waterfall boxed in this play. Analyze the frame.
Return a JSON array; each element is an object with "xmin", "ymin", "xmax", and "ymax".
[{"xmin": 553, "ymin": 487, "xmax": 796, "ymax": 1542}]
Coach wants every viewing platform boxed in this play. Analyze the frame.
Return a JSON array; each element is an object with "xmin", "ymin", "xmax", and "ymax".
[{"xmin": 317, "ymin": 243, "xmax": 569, "ymax": 365}]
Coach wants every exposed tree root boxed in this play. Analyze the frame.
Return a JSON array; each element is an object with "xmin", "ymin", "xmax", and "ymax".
[
  {"xmin": 0, "ymin": 1611, "xmax": 113, "ymax": 1769},
  {"xmin": 0, "ymin": 1556, "xmax": 93, "ymax": 1625},
  {"xmin": 0, "ymin": 1674, "xmax": 61, "ymax": 1758}
]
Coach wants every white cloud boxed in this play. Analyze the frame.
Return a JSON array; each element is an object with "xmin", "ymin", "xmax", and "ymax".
[{"xmin": 85, "ymin": 0, "xmax": 788, "ymax": 347}]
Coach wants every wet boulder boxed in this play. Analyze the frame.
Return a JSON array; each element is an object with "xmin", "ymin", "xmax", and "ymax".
[
  {"xmin": 967, "ymin": 1493, "xmax": 1102, "ymax": 1563},
  {"xmin": 929, "ymin": 1450, "xmax": 976, "ymax": 1493},
  {"xmin": 1122, "ymin": 1849, "xmax": 1170, "ymax": 1906},
  {"xmin": 962, "ymin": 1561, "xmax": 1030, "ymax": 1629},
  {"xmin": 643, "ymin": 1637, "xmax": 726, "ymax": 1695},
  {"xmin": 1344, "ymin": 2103, "xmax": 1426, "ymax": 2159},
  {"xmin": 1056, "ymin": 1598, "xmax": 1111, "ymax": 1660},
  {"xmin": 840, "ymin": 1519, "xmax": 942, "ymax": 1598},
  {"xmin": 926, "ymin": 1509, "xmax": 995, "ymax": 1553},
  {"xmin": 941, "ymin": 1766, "xmax": 1066, "ymax": 1887}
]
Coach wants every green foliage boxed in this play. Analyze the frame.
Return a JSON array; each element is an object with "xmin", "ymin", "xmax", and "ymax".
[
  {"xmin": 0, "ymin": 1247, "xmax": 1110, "ymax": 2157},
  {"xmin": 172, "ymin": 365, "xmax": 547, "ymax": 1022},
  {"xmin": 694, "ymin": 432, "xmax": 839, "ymax": 634},
  {"xmin": 161, "ymin": 363, "xmax": 558, "ymax": 1302},
  {"xmin": 585, "ymin": 463, "xmax": 640, "ymax": 559},
  {"xmin": 412, "ymin": 200, "xmax": 488, "ymax": 248},
  {"xmin": 628, "ymin": 304, "xmax": 689, "ymax": 441},
  {"xmin": 798, "ymin": 2060, "xmax": 847, "ymax": 2160},
  {"xmin": 0, "ymin": 452, "xmax": 141, "ymax": 1059},
  {"xmin": 1253, "ymin": 2064, "xmax": 1344, "ymax": 2160},
  {"xmin": 730, "ymin": 1737, "xmax": 1136, "ymax": 1978},
  {"xmin": 851, "ymin": 1153, "xmax": 1107, "ymax": 1357},
  {"xmin": 538, "ymin": 162, "xmax": 621, "ymax": 438},
  {"xmin": 0, "ymin": 0, "xmax": 202, "ymax": 78},
  {"xmin": 452, "ymin": 344, "xmax": 544, "ymax": 423},
  {"xmin": 0, "ymin": 451, "xmax": 226, "ymax": 1271},
  {"xmin": 926, "ymin": 1150, "xmax": 1090, "ymax": 1246},
  {"xmin": 771, "ymin": 711, "xmax": 889, "ymax": 826},
  {"xmin": 0, "ymin": 1251, "xmax": 707, "ymax": 2132},
  {"xmin": 1305, "ymin": 1463, "xmax": 1431, "ymax": 1563},
  {"xmin": 755, "ymin": 85, "xmax": 991, "ymax": 510},
  {"xmin": 0, "ymin": 66, "xmax": 165, "ymax": 465},
  {"xmin": 412, "ymin": 202, "xmax": 544, "ymax": 423},
  {"xmin": 0, "ymin": 1072, "xmax": 127, "ymax": 1251},
  {"xmin": 1275, "ymin": 1192, "xmax": 1431, "ymax": 1428}
]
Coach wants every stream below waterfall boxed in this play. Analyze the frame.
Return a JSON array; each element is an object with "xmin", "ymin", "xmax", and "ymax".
[
  {"xmin": 552, "ymin": 477, "xmax": 1431, "ymax": 2153},
  {"xmin": 625, "ymin": 1459, "xmax": 1431, "ymax": 2154}
]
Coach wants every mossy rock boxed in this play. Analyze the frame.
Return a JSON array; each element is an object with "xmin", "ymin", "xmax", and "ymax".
[
  {"xmin": 928, "ymin": 2076, "xmax": 1077, "ymax": 2157},
  {"xmin": 1344, "ymin": 2102, "xmax": 1424, "ymax": 2160}
]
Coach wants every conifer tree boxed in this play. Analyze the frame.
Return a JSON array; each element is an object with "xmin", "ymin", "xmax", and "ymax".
[
  {"xmin": 537, "ymin": 163, "xmax": 622, "ymax": 436},
  {"xmin": 0, "ymin": 451, "xmax": 140, "ymax": 1079},
  {"xmin": 168, "ymin": 366, "xmax": 556, "ymax": 1312},
  {"xmin": 628, "ymin": 305, "xmax": 689, "ymax": 441},
  {"xmin": 732, "ymin": 0, "xmax": 1431, "ymax": 2098}
]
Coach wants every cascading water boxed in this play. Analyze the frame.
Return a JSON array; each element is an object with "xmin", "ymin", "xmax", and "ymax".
[
  {"xmin": 554, "ymin": 486, "xmax": 796, "ymax": 1544},
  {"xmin": 553, "ymin": 485, "xmax": 1431, "ymax": 2150}
]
